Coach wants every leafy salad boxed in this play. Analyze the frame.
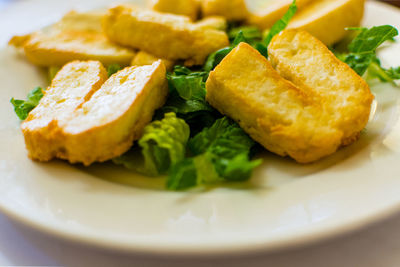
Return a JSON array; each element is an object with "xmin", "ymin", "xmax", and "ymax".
[{"xmin": 11, "ymin": 0, "xmax": 400, "ymax": 190}]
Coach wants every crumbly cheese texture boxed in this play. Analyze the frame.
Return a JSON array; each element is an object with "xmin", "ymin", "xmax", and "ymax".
[
  {"xmin": 206, "ymin": 32, "xmax": 373, "ymax": 163},
  {"xmin": 22, "ymin": 60, "xmax": 168, "ymax": 166},
  {"xmin": 9, "ymin": 11, "xmax": 135, "ymax": 67},
  {"xmin": 248, "ymin": 0, "xmax": 314, "ymax": 30},
  {"xmin": 102, "ymin": 5, "xmax": 229, "ymax": 66},
  {"xmin": 131, "ymin": 51, "xmax": 175, "ymax": 71},
  {"xmin": 148, "ymin": 0, "xmax": 200, "ymax": 21},
  {"xmin": 201, "ymin": 0, "xmax": 249, "ymax": 21},
  {"xmin": 286, "ymin": 0, "xmax": 365, "ymax": 46}
]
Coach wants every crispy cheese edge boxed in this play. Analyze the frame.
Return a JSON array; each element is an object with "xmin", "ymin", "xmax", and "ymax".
[{"xmin": 206, "ymin": 42, "xmax": 344, "ymax": 163}]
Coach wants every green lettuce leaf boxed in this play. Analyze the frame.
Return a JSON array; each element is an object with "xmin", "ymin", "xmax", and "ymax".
[
  {"xmin": 160, "ymin": 66, "xmax": 220, "ymax": 134},
  {"xmin": 166, "ymin": 158, "xmax": 198, "ymax": 190},
  {"xmin": 262, "ymin": 0, "xmax": 297, "ymax": 49},
  {"xmin": 366, "ymin": 58, "xmax": 400, "ymax": 83},
  {"xmin": 114, "ymin": 113, "xmax": 190, "ymax": 176},
  {"xmin": 344, "ymin": 25, "xmax": 399, "ymax": 77},
  {"xmin": 205, "ymin": 0, "xmax": 297, "ymax": 69},
  {"xmin": 48, "ymin": 66, "xmax": 61, "ymax": 82},
  {"xmin": 228, "ymin": 26, "xmax": 262, "ymax": 44},
  {"xmin": 166, "ymin": 117, "xmax": 262, "ymax": 190},
  {"xmin": 167, "ymin": 66, "xmax": 208, "ymax": 100},
  {"xmin": 348, "ymin": 25, "xmax": 398, "ymax": 54},
  {"xmin": 10, "ymin": 86, "xmax": 44, "ymax": 120},
  {"xmin": 107, "ymin": 64, "xmax": 122, "ymax": 77},
  {"xmin": 203, "ymin": 31, "xmax": 248, "ymax": 72}
]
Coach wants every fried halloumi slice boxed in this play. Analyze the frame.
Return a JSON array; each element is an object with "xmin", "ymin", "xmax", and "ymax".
[
  {"xmin": 206, "ymin": 36, "xmax": 373, "ymax": 163},
  {"xmin": 131, "ymin": 51, "xmax": 175, "ymax": 71},
  {"xmin": 201, "ymin": 0, "xmax": 249, "ymax": 21},
  {"xmin": 268, "ymin": 29, "xmax": 373, "ymax": 146},
  {"xmin": 248, "ymin": 0, "xmax": 314, "ymax": 30},
  {"xmin": 286, "ymin": 0, "xmax": 365, "ymax": 46},
  {"xmin": 22, "ymin": 60, "xmax": 168, "ymax": 166},
  {"xmin": 102, "ymin": 5, "xmax": 229, "ymax": 66},
  {"xmin": 9, "ymin": 11, "xmax": 135, "ymax": 67},
  {"xmin": 22, "ymin": 61, "xmax": 108, "ymax": 162},
  {"xmin": 148, "ymin": 0, "xmax": 200, "ymax": 21}
]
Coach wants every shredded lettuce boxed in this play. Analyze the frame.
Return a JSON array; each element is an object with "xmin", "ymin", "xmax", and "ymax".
[
  {"xmin": 114, "ymin": 113, "xmax": 190, "ymax": 176},
  {"xmin": 166, "ymin": 117, "xmax": 262, "ymax": 190},
  {"xmin": 10, "ymin": 87, "xmax": 44, "ymax": 120}
]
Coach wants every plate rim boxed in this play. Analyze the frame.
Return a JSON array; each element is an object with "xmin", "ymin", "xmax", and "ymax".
[{"xmin": 1, "ymin": 0, "xmax": 400, "ymax": 257}]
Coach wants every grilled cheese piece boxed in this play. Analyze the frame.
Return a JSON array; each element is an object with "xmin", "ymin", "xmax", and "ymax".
[
  {"xmin": 22, "ymin": 60, "xmax": 168, "ymax": 166},
  {"xmin": 248, "ymin": 0, "xmax": 314, "ymax": 30},
  {"xmin": 206, "ymin": 33, "xmax": 373, "ymax": 163},
  {"xmin": 9, "ymin": 11, "xmax": 135, "ymax": 67},
  {"xmin": 102, "ymin": 5, "xmax": 229, "ymax": 66},
  {"xmin": 286, "ymin": 0, "xmax": 365, "ymax": 45},
  {"xmin": 131, "ymin": 51, "xmax": 175, "ymax": 71},
  {"xmin": 201, "ymin": 0, "xmax": 249, "ymax": 21},
  {"xmin": 22, "ymin": 61, "xmax": 108, "ymax": 162},
  {"xmin": 268, "ymin": 29, "xmax": 373, "ymax": 146},
  {"xmin": 148, "ymin": 0, "xmax": 200, "ymax": 21}
]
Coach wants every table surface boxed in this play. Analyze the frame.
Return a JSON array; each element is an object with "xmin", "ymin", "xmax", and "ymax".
[{"xmin": 1, "ymin": 0, "xmax": 400, "ymax": 266}]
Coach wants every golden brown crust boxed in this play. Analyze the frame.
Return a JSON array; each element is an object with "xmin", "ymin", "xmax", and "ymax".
[
  {"xmin": 102, "ymin": 5, "xmax": 229, "ymax": 66},
  {"xmin": 21, "ymin": 60, "xmax": 168, "ymax": 166},
  {"xmin": 9, "ymin": 11, "xmax": 135, "ymax": 67},
  {"xmin": 268, "ymin": 29, "xmax": 374, "ymax": 147},
  {"xmin": 21, "ymin": 61, "xmax": 108, "ymax": 162},
  {"xmin": 206, "ymin": 32, "xmax": 373, "ymax": 163},
  {"xmin": 60, "ymin": 61, "xmax": 168, "ymax": 165}
]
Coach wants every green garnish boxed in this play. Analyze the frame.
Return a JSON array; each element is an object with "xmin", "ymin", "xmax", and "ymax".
[
  {"xmin": 48, "ymin": 66, "xmax": 61, "ymax": 81},
  {"xmin": 260, "ymin": 0, "xmax": 298, "ymax": 56},
  {"xmin": 204, "ymin": 0, "xmax": 297, "ymax": 69},
  {"xmin": 160, "ymin": 66, "xmax": 219, "ymax": 135},
  {"xmin": 113, "ymin": 113, "xmax": 190, "ymax": 176},
  {"xmin": 204, "ymin": 31, "xmax": 247, "ymax": 72},
  {"xmin": 167, "ymin": 117, "xmax": 262, "ymax": 191},
  {"xmin": 228, "ymin": 26, "xmax": 262, "ymax": 44},
  {"xmin": 107, "ymin": 64, "xmax": 122, "ymax": 77},
  {"xmin": 10, "ymin": 87, "xmax": 44, "ymax": 120},
  {"xmin": 343, "ymin": 25, "xmax": 400, "ymax": 80}
]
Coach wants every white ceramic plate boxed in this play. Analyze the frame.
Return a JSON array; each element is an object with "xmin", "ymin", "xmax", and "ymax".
[{"xmin": 1, "ymin": 0, "xmax": 400, "ymax": 257}]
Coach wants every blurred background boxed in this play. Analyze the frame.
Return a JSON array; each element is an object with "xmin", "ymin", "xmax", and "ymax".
[{"xmin": 381, "ymin": 0, "xmax": 400, "ymax": 6}]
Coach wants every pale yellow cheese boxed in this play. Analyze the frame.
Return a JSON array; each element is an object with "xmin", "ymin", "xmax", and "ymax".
[
  {"xmin": 102, "ymin": 5, "xmax": 229, "ymax": 66},
  {"xmin": 248, "ymin": 0, "xmax": 314, "ymax": 30},
  {"xmin": 286, "ymin": 0, "xmax": 365, "ymax": 45},
  {"xmin": 201, "ymin": 0, "xmax": 249, "ymax": 21},
  {"xmin": 148, "ymin": 0, "xmax": 200, "ymax": 21},
  {"xmin": 131, "ymin": 51, "xmax": 175, "ymax": 71},
  {"xmin": 9, "ymin": 11, "xmax": 135, "ymax": 67},
  {"xmin": 22, "ymin": 60, "xmax": 168, "ymax": 166},
  {"xmin": 206, "ymin": 30, "xmax": 373, "ymax": 163}
]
